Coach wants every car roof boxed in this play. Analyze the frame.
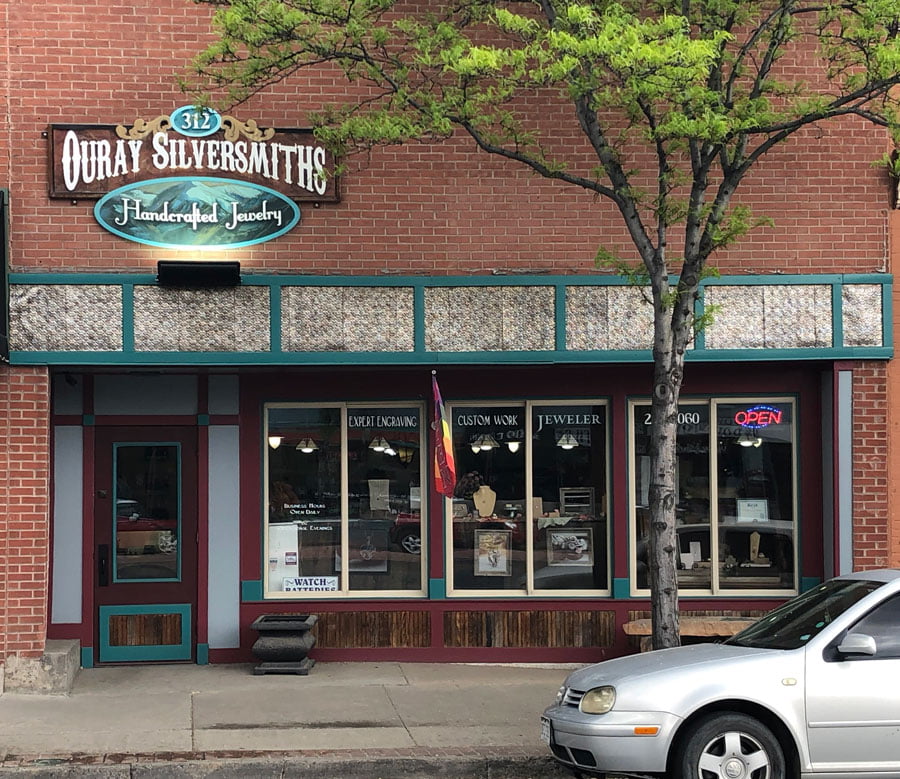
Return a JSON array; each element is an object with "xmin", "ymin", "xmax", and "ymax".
[{"xmin": 836, "ymin": 568, "xmax": 900, "ymax": 583}]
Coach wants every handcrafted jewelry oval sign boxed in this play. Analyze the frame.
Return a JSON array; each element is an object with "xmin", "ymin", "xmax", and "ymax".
[{"xmin": 94, "ymin": 177, "xmax": 301, "ymax": 250}]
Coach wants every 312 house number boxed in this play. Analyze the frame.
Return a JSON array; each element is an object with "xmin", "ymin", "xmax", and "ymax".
[{"xmin": 169, "ymin": 105, "xmax": 222, "ymax": 138}]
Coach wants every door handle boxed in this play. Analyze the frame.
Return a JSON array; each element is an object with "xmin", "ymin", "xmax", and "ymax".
[{"xmin": 98, "ymin": 544, "xmax": 109, "ymax": 587}]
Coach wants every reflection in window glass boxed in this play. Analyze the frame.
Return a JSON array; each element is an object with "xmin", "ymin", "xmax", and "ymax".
[
  {"xmin": 347, "ymin": 407, "xmax": 422, "ymax": 591},
  {"xmin": 114, "ymin": 444, "xmax": 180, "ymax": 581},
  {"xmin": 450, "ymin": 405, "xmax": 526, "ymax": 590},
  {"xmin": 532, "ymin": 405, "xmax": 608, "ymax": 591},
  {"xmin": 267, "ymin": 407, "xmax": 342, "ymax": 594},
  {"xmin": 633, "ymin": 405, "xmax": 710, "ymax": 590},
  {"xmin": 717, "ymin": 402, "xmax": 794, "ymax": 590}
]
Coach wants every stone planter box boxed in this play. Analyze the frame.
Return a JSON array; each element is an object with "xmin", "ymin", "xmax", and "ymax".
[{"xmin": 250, "ymin": 614, "xmax": 317, "ymax": 675}]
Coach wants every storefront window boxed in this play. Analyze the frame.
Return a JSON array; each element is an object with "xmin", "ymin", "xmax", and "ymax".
[
  {"xmin": 448, "ymin": 400, "xmax": 609, "ymax": 594},
  {"xmin": 631, "ymin": 398, "xmax": 796, "ymax": 594},
  {"xmin": 450, "ymin": 404, "xmax": 527, "ymax": 590},
  {"xmin": 717, "ymin": 402, "xmax": 795, "ymax": 591},
  {"xmin": 634, "ymin": 404, "xmax": 710, "ymax": 590},
  {"xmin": 532, "ymin": 404, "xmax": 608, "ymax": 591},
  {"xmin": 347, "ymin": 407, "xmax": 423, "ymax": 591},
  {"xmin": 265, "ymin": 403, "xmax": 425, "ymax": 597}
]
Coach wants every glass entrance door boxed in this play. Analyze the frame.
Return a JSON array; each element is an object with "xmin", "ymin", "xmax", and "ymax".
[{"xmin": 93, "ymin": 427, "xmax": 198, "ymax": 663}]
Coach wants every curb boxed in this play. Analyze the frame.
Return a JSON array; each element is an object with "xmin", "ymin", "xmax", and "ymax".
[{"xmin": 0, "ymin": 750, "xmax": 565, "ymax": 778}]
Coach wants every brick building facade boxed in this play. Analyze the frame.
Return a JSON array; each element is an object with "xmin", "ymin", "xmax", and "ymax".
[{"xmin": 0, "ymin": 1, "xmax": 896, "ymax": 687}]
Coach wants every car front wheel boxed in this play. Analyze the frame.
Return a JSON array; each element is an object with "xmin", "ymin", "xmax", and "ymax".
[{"xmin": 679, "ymin": 712, "xmax": 785, "ymax": 779}]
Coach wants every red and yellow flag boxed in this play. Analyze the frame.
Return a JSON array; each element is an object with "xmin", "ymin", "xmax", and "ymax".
[{"xmin": 432, "ymin": 372, "xmax": 456, "ymax": 497}]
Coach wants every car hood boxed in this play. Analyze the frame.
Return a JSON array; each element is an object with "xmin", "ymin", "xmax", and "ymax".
[{"xmin": 565, "ymin": 642, "xmax": 778, "ymax": 690}]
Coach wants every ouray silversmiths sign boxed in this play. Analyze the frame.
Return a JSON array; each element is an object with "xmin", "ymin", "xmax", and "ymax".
[{"xmin": 48, "ymin": 106, "xmax": 338, "ymax": 250}]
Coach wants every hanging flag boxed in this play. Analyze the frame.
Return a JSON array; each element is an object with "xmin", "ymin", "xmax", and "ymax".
[{"xmin": 432, "ymin": 371, "xmax": 457, "ymax": 497}]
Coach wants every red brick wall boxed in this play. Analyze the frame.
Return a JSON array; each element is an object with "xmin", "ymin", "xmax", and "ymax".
[
  {"xmin": 888, "ymin": 211, "xmax": 900, "ymax": 569},
  {"xmin": 0, "ymin": 366, "xmax": 51, "ymax": 662},
  {"xmin": 2, "ymin": 0, "xmax": 894, "ymax": 276},
  {"xmin": 853, "ymin": 362, "xmax": 890, "ymax": 570}
]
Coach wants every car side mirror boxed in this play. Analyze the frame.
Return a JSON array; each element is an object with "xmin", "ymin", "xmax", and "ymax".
[{"xmin": 836, "ymin": 633, "xmax": 876, "ymax": 657}]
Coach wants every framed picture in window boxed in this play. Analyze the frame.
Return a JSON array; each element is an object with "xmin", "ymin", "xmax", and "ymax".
[
  {"xmin": 547, "ymin": 528, "xmax": 594, "ymax": 567},
  {"xmin": 736, "ymin": 499, "xmax": 769, "ymax": 523},
  {"xmin": 474, "ymin": 529, "xmax": 512, "ymax": 576}
]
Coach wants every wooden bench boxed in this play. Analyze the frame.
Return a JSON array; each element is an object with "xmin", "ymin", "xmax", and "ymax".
[{"xmin": 623, "ymin": 616, "xmax": 756, "ymax": 652}]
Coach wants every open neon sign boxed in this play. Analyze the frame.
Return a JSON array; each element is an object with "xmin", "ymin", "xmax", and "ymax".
[{"xmin": 734, "ymin": 405, "xmax": 783, "ymax": 429}]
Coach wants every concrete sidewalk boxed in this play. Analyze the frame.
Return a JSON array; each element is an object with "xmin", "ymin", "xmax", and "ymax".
[{"xmin": 0, "ymin": 662, "xmax": 579, "ymax": 777}]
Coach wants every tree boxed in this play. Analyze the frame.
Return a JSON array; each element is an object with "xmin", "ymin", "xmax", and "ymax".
[{"xmin": 189, "ymin": 0, "xmax": 900, "ymax": 649}]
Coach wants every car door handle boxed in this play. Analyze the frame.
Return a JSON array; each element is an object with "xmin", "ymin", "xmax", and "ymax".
[{"xmin": 98, "ymin": 544, "xmax": 109, "ymax": 586}]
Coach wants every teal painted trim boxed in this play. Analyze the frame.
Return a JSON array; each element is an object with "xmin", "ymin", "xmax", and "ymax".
[
  {"xmin": 9, "ymin": 272, "xmax": 891, "ymax": 366},
  {"xmin": 883, "ymin": 279, "xmax": 894, "ymax": 351},
  {"xmin": 428, "ymin": 578, "xmax": 446, "ymax": 599},
  {"xmin": 82, "ymin": 414, "xmax": 95, "ymax": 426},
  {"xmin": 613, "ymin": 578, "xmax": 631, "ymax": 599},
  {"xmin": 554, "ymin": 283, "xmax": 566, "ymax": 351},
  {"xmin": 80, "ymin": 647, "xmax": 94, "ymax": 669},
  {"xmin": 684, "ymin": 346, "xmax": 892, "ymax": 361},
  {"xmin": 11, "ymin": 273, "xmax": 158, "ymax": 285},
  {"xmin": 241, "ymin": 580, "xmax": 263, "ymax": 601},
  {"xmin": 832, "ymin": 282, "xmax": 843, "ymax": 350},
  {"xmin": 197, "ymin": 414, "xmax": 210, "ymax": 426},
  {"xmin": 10, "ymin": 344, "xmax": 893, "ymax": 367},
  {"xmin": 414, "ymin": 285, "xmax": 426, "ymax": 353},
  {"xmin": 270, "ymin": 283, "xmax": 282, "ymax": 353},
  {"xmin": 98, "ymin": 604, "xmax": 192, "ymax": 662},
  {"xmin": 800, "ymin": 577, "xmax": 822, "ymax": 593},
  {"xmin": 196, "ymin": 643, "xmax": 209, "ymax": 665},
  {"xmin": 700, "ymin": 273, "xmax": 889, "ymax": 286},
  {"xmin": 10, "ymin": 271, "xmax": 891, "ymax": 287},
  {"xmin": 694, "ymin": 286, "xmax": 706, "ymax": 351},
  {"xmin": 121, "ymin": 283, "xmax": 135, "ymax": 352}
]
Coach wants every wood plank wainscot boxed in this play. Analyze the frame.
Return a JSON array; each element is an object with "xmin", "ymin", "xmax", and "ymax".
[{"xmin": 623, "ymin": 616, "xmax": 757, "ymax": 652}]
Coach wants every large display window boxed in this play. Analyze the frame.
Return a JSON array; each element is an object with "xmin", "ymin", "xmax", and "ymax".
[
  {"xmin": 264, "ymin": 403, "xmax": 426, "ymax": 598},
  {"xmin": 630, "ymin": 397, "xmax": 797, "ymax": 595},
  {"xmin": 447, "ymin": 400, "xmax": 609, "ymax": 595}
]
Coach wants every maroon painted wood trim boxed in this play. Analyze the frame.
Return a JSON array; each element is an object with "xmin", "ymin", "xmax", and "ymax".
[
  {"xmin": 89, "ymin": 415, "xmax": 200, "ymax": 426},
  {"xmin": 239, "ymin": 380, "xmax": 263, "ymax": 581},
  {"xmin": 197, "ymin": 423, "xmax": 210, "ymax": 646},
  {"xmin": 81, "ymin": 423, "xmax": 96, "ymax": 650},
  {"xmin": 51, "ymin": 415, "xmax": 83, "ymax": 426},
  {"xmin": 610, "ymin": 385, "xmax": 629, "ymax": 581}
]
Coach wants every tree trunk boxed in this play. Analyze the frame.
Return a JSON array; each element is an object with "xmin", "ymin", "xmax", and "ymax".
[{"xmin": 647, "ymin": 323, "xmax": 687, "ymax": 650}]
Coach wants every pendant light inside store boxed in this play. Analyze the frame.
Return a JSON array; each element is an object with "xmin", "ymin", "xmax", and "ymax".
[
  {"xmin": 556, "ymin": 431, "xmax": 579, "ymax": 450},
  {"xmin": 369, "ymin": 436, "xmax": 389, "ymax": 452},
  {"xmin": 296, "ymin": 438, "xmax": 318, "ymax": 453},
  {"xmin": 471, "ymin": 434, "xmax": 499, "ymax": 453}
]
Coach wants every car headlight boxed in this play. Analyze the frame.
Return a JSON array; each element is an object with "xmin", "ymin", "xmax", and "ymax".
[
  {"xmin": 580, "ymin": 686, "xmax": 616, "ymax": 715},
  {"xmin": 555, "ymin": 685, "xmax": 566, "ymax": 705}
]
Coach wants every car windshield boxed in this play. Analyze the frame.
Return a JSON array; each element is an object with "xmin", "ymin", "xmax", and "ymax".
[{"xmin": 726, "ymin": 578, "xmax": 884, "ymax": 650}]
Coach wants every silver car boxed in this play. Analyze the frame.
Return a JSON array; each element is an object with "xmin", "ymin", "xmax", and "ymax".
[{"xmin": 541, "ymin": 569, "xmax": 900, "ymax": 778}]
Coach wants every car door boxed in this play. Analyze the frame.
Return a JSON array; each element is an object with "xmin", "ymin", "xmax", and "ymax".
[{"xmin": 806, "ymin": 594, "xmax": 900, "ymax": 773}]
